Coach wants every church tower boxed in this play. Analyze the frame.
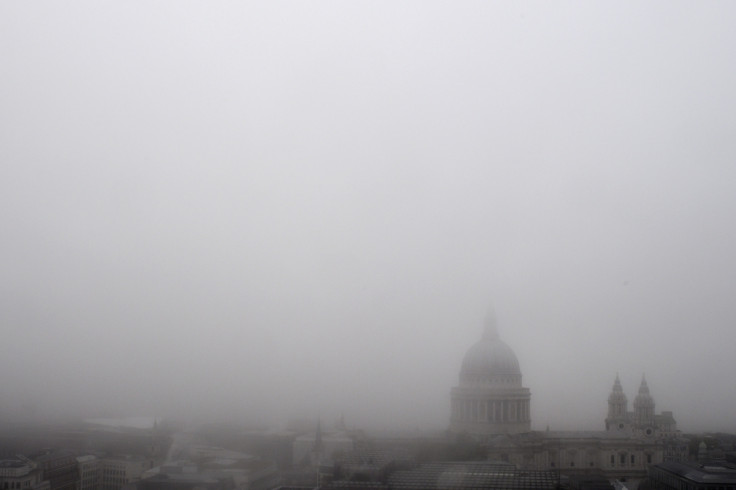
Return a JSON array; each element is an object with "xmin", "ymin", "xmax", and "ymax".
[
  {"xmin": 633, "ymin": 375, "xmax": 655, "ymax": 429},
  {"xmin": 449, "ymin": 311, "xmax": 531, "ymax": 438},
  {"xmin": 605, "ymin": 374, "xmax": 628, "ymax": 431}
]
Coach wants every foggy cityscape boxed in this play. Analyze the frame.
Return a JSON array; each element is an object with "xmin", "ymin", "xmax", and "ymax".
[{"xmin": 2, "ymin": 2, "xmax": 736, "ymax": 490}]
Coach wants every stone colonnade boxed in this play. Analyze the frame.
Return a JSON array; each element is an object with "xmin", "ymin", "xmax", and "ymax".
[{"xmin": 451, "ymin": 397, "xmax": 531, "ymax": 423}]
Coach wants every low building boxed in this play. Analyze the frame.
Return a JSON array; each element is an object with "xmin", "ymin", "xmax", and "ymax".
[
  {"xmin": 137, "ymin": 472, "xmax": 233, "ymax": 490},
  {"xmin": 292, "ymin": 424, "xmax": 353, "ymax": 468},
  {"xmin": 647, "ymin": 460, "xmax": 736, "ymax": 489},
  {"xmin": 386, "ymin": 461, "xmax": 559, "ymax": 490},
  {"xmin": 139, "ymin": 446, "xmax": 278, "ymax": 490}
]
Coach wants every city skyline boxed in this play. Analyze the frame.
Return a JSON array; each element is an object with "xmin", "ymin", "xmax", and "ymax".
[{"xmin": 2, "ymin": 2, "xmax": 736, "ymax": 434}]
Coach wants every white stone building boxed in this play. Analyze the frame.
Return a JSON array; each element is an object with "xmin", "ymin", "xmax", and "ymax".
[
  {"xmin": 99, "ymin": 456, "xmax": 151, "ymax": 490},
  {"xmin": 0, "ymin": 457, "xmax": 48, "ymax": 490},
  {"xmin": 449, "ymin": 312, "xmax": 531, "ymax": 436},
  {"xmin": 76, "ymin": 456, "xmax": 100, "ymax": 490},
  {"xmin": 449, "ymin": 312, "xmax": 688, "ymax": 480}
]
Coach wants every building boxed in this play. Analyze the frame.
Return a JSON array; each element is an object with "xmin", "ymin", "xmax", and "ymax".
[
  {"xmin": 99, "ymin": 456, "xmax": 151, "ymax": 490},
  {"xmin": 449, "ymin": 311, "xmax": 531, "ymax": 436},
  {"xmin": 30, "ymin": 451, "xmax": 77, "ymax": 490},
  {"xmin": 0, "ymin": 456, "xmax": 49, "ymax": 490},
  {"xmin": 138, "ymin": 446, "xmax": 278, "ymax": 490},
  {"xmin": 330, "ymin": 461, "xmax": 558, "ymax": 490},
  {"xmin": 606, "ymin": 374, "xmax": 677, "ymax": 438},
  {"xmin": 647, "ymin": 460, "xmax": 736, "ymax": 489},
  {"xmin": 76, "ymin": 456, "xmax": 100, "ymax": 490},
  {"xmin": 292, "ymin": 423, "xmax": 353, "ymax": 468},
  {"xmin": 449, "ymin": 313, "xmax": 688, "ymax": 481}
]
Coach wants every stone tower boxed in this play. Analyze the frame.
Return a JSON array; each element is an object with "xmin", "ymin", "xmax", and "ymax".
[
  {"xmin": 606, "ymin": 374, "xmax": 629, "ymax": 431},
  {"xmin": 633, "ymin": 375, "xmax": 655, "ymax": 428}
]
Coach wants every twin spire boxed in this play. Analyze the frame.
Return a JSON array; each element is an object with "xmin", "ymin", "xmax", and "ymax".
[{"xmin": 611, "ymin": 374, "xmax": 651, "ymax": 397}]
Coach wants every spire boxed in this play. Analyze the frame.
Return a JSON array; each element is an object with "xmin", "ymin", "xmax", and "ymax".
[
  {"xmin": 634, "ymin": 374, "xmax": 654, "ymax": 425},
  {"xmin": 608, "ymin": 373, "xmax": 628, "ymax": 421},
  {"xmin": 483, "ymin": 307, "xmax": 500, "ymax": 341},
  {"xmin": 612, "ymin": 373, "xmax": 623, "ymax": 393}
]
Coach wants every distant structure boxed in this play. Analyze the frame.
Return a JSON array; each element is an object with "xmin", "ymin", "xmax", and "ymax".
[
  {"xmin": 325, "ymin": 461, "xmax": 559, "ymax": 490},
  {"xmin": 138, "ymin": 446, "xmax": 278, "ymax": 490},
  {"xmin": 648, "ymin": 460, "xmax": 736, "ymax": 489},
  {"xmin": 98, "ymin": 455, "xmax": 152, "ymax": 490},
  {"xmin": 292, "ymin": 420, "xmax": 353, "ymax": 467},
  {"xmin": 449, "ymin": 310, "xmax": 531, "ymax": 436},
  {"xmin": 386, "ymin": 461, "xmax": 559, "ymax": 490},
  {"xmin": 448, "ymin": 312, "xmax": 688, "ymax": 481},
  {"xmin": 605, "ymin": 374, "xmax": 677, "ymax": 438}
]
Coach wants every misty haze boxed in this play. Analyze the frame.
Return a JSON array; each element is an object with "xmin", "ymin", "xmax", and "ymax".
[{"xmin": 2, "ymin": 2, "xmax": 736, "ymax": 490}]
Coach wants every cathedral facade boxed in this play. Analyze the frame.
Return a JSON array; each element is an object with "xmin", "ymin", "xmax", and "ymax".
[{"xmin": 449, "ymin": 314, "xmax": 688, "ymax": 479}]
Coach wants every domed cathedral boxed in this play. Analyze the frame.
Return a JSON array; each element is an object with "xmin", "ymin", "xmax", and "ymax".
[
  {"xmin": 449, "ymin": 311, "xmax": 531, "ymax": 437},
  {"xmin": 448, "ymin": 310, "xmax": 687, "ymax": 480}
]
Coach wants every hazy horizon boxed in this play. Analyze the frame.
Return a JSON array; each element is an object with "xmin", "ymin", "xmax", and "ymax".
[{"xmin": 2, "ymin": 2, "xmax": 736, "ymax": 435}]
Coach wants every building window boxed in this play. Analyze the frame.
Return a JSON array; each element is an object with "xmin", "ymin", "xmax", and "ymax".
[
  {"xmin": 610, "ymin": 455, "xmax": 615, "ymax": 465},
  {"xmin": 620, "ymin": 454, "xmax": 626, "ymax": 465},
  {"xmin": 631, "ymin": 455, "xmax": 635, "ymax": 465},
  {"xmin": 647, "ymin": 454, "xmax": 652, "ymax": 464}
]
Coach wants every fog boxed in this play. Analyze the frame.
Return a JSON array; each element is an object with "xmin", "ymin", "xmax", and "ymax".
[{"xmin": 1, "ymin": 2, "xmax": 735, "ymax": 434}]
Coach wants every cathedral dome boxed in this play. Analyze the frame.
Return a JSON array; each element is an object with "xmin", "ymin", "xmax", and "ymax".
[
  {"xmin": 459, "ymin": 314, "xmax": 522, "ymax": 387},
  {"xmin": 450, "ymin": 311, "xmax": 531, "ymax": 436}
]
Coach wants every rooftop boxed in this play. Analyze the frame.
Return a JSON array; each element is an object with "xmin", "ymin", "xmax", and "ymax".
[{"xmin": 653, "ymin": 461, "xmax": 736, "ymax": 484}]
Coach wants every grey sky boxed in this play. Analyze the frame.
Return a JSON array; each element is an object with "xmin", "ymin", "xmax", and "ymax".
[{"xmin": 1, "ymin": 2, "xmax": 735, "ymax": 432}]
